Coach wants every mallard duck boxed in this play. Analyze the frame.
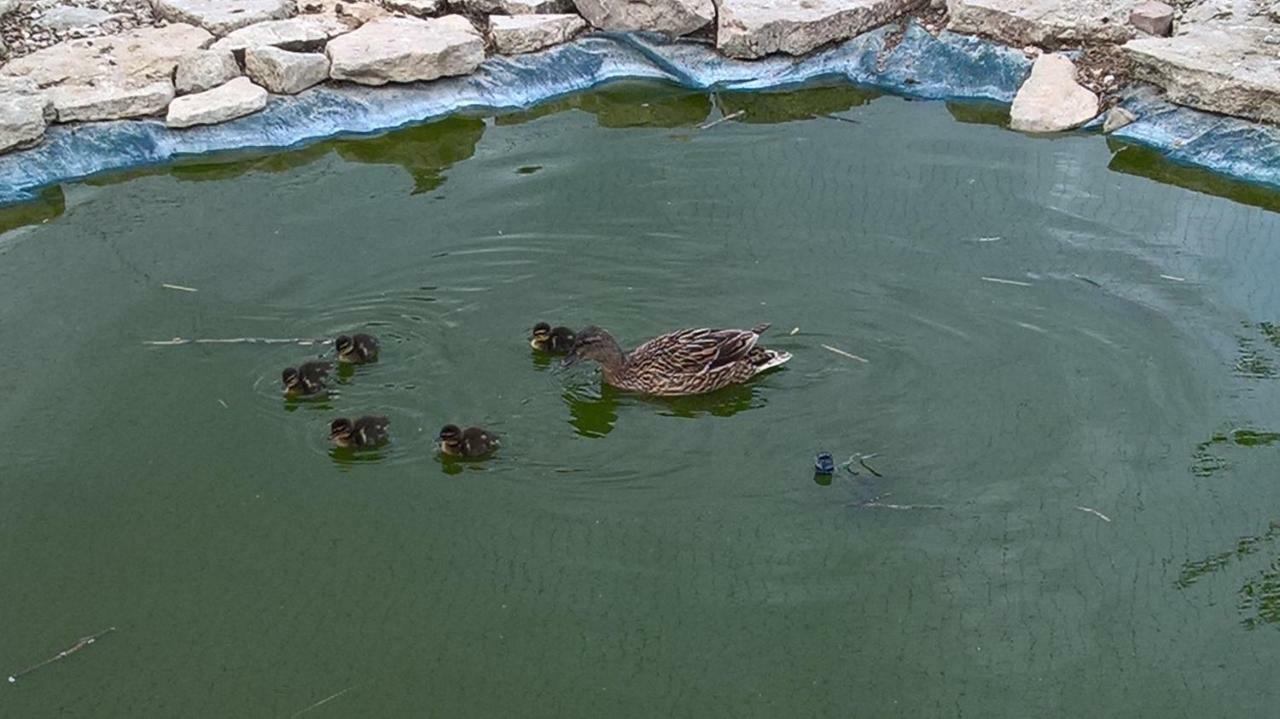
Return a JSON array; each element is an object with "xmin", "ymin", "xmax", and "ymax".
[
  {"xmin": 437, "ymin": 424, "xmax": 500, "ymax": 458},
  {"xmin": 335, "ymin": 333, "xmax": 379, "ymax": 364},
  {"xmin": 562, "ymin": 323, "xmax": 791, "ymax": 396},
  {"xmin": 329, "ymin": 416, "xmax": 390, "ymax": 448},
  {"xmin": 530, "ymin": 322, "xmax": 576, "ymax": 354},
  {"xmin": 282, "ymin": 361, "xmax": 332, "ymax": 396}
]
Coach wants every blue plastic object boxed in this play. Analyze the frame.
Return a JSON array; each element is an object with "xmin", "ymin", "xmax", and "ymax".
[{"xmin": 814, "ymin": 452, "xmax": 836, "ymax": 475}]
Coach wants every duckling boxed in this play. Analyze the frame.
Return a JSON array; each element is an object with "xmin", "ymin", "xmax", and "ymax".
[
  {"xmin": 530, "ymin": 322, "xmax": 576, "ymax": 354},
  {"xmin": 329, "ymin": 416, "xmax": 390, "ymax": 448},
  {"xmin": 282, "ymin": 361, "xmax": 332, "ymax": 396},
  {"xmin": 335, "ymin": 333, "xmax": 379, "ymax": 364},
  {"xmin": 437, "ymin": 424, "xmax": 500, "ymax": 458}
]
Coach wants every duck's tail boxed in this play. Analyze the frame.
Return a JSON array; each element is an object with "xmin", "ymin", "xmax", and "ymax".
[{"xmin": 750, "ymin": 348, "xmax": 792, "ymax": 375}]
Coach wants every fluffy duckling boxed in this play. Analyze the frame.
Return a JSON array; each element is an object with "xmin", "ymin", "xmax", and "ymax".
[
  {"xmin": 437, "ymin": 424, "xmax": 500, "ymax": 458},
  {"xmin": 329, "ymin": 416, "xmax": 390, "ymax": 448},
  {"xmin": 335, "ymin": 333, "xmax": 379, "ymax": 364},
  {"xmin": 282, "ymin": 361, "xmax": 332, "ymax": 396},
  {"xmin": 530, "ymin": 322, "xmax": 576, "ymax": 354}
]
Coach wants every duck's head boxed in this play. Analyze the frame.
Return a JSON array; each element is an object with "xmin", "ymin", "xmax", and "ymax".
[
  {"xmin": 282, "ymin": 367, "xmax": 302, "ymax": 392},
  {"xmin": 437, "ymin": 424, "xmax": 462, "ymax": 453},
  {"xmin": 562, "ymin": 325, "xmax": 622, "ymax": 368},
  {"xmin": 329, "ymin": 418, "xmax": 355, "ymax": 444},
  {"xmin": 334, "ymin": 335, "xmax": 354, "ymax": 357},
  {"xmin": 530, "ymin": 322, "xmax": 553, "ymax": 350}
]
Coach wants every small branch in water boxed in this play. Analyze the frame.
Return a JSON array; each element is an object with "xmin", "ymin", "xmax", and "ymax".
[
  {"xmin": 8, "ymin": 627, "xmax": 116, "ymax": 684},
  {"xmin": 1073, "ymin": 274, "xmax": 1102, "ymax": 288},
  {"xmin": 698, "ymin": 110, "xmax": 746, "ymax": 130},
  {"xmin": 290, "ymin": 685, "xmax": 357, "ymax": 718},
  {"xmin": 144, "ymin": 337, "xmax": 327, "ymax": 346},
  {"xmin": 161, "ymin": 283, "xmax": 198, "ymax": 292},
  {"xmin": 815, "ymin": 113, "xmax": 860, "ymax": 124},
  {"xmin": 981, "ymin": 276, "xmax": 1033, "ymax": 287},
  {"xmin": 856, "ymin": 493, "xmax": 943, "ymax": 511},
  {"xmin": 1160, "ymin": 274, "xmax": 1186, "ymax": 282},
  {"xmin": 1075, "ymin": 506, "xmax": 1112, "ymax": 522},
  {"xmin": 821, "ymin": 344, "xmax": 869, "ymax": 364},
  {"xmin": 789, "ymin": 327, "xmax": 800, "ymax": 336}
]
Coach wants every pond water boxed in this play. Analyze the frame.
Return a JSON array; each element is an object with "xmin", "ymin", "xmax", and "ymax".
[{"xmin": 2, "ymin": 81, "xmax": 1279, "ymax": 717}]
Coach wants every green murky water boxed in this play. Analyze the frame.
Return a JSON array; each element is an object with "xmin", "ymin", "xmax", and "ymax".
[{"xmin": 2, "ymin": 81, "xmax": 1279, "ymax": 716}]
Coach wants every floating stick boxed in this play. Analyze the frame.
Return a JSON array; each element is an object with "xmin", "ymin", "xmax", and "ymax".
[
  {"xmin": 8, "ymin": 627, "xmax": 116, "ymax": 684},
  {"xmin": 1075, "ymin": 506, "xmax": 1112, "ymax": 522},
  {"xmin": 821, "ymin": 344, "xmax": 869, "ymax": 363},
  {"xmin": 698, "ymin": 110, "xmax": 746, "ymax": 130}
]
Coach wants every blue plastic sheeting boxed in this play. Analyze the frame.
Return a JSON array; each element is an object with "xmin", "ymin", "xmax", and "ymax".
[
  {"xmin": 0, "ymin": 23, "xmax": 1031, "ymax": 207},
  {"xmin": 0, "ymin": 21, "xmax": 1276, "ymax": 206},
  {"xmin": 1111, "ymin": 86, "xmax": 1280, "ymax": 191}
]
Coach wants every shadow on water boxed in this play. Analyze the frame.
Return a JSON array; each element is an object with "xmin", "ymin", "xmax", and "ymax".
[
  {"xmin": 1106, "ymin": 140, "xmax": 1280, "ymax": 213},
  {"xmin": 562, "ymin": 379, "xmax": 766, "ymax": 438},
  {"xmin": 498, "ymin": 81, "xmax": 714, "ymax": 129},
  {"xmin": 719, "ymin": 82, "xmax": 880, "ymax": 123},
  {"xmin": 1177, "ymin": 521, "xmax": 1280, "ymax": 630},
  {"xmin": 945, "ymin": 100, "xmax": 1011, "ymax": 128}
]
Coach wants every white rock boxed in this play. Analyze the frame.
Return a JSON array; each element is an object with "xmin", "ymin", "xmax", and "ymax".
[
  {"xmin": 153, "ymin": 0, "xmax": 298, "ymax": 36},
  {"xmin": 175, "ymin": 49, "xmax": 242, "ymax": 94},
  {"xmin": 1009, "ymin": 53, "xmax": 1099, "ymax": 132},
  {"xmin": 325, "ymin": 15, "xmax": 484, "ymax": 85},
  {"xmin": 383, "ymin": 0, "xmax": 441, "ymax": 16},
  {"xmin": 47, "ymin": 80, "xmax": 176, "ymax": 122},
  {"xmin": 209, "ymin": 14, "xmax": 351, "ymax": 53},
  {"xmin": 1129, "ymin": 1, "xmax": 1173, "ymax": 36},
  {"xmin": 166, "ymin": 76, "xmax": 268, "ymax": 127},
  {"xmin": 0, "ymin": 0, "xmax": 15, "ymax": 17},
  {"xmin": 490, "ymin": 13, "xmax": 585, "ymax": 54},
  {"xmin": 572, "ymin": 0, "xmax": 711, "ymax": 36},
  {"xmin": 0, "ymin": 24, "xmax": 213, "ymax": 87},
  {"xmin": 459, "ymin": 0, "xmax": 571, "ymax": 14},
  {"xmin": 1125, "ymin": 27, "xmax": 1280, "ymax": 125},
  {"xmin": 0, "ymin": 92, "xmax": 47, "ymax": 153},
  {"xmin": 947, "ymin": 0, "xmax": 1134, "ymax": 46},
  {"xmin": 244, "ymin": 46, "xmax": 329, "ymax": 93},
  {"xmin": 717, "ymin": 0, "xmax": 919, "ymax": 59},
  {"xmin": 36, "ymin": 6, "xmax": 114, "ymax": 30},
  {"xmin": 1102, "ymin": 106, "xmax": 1136, "ymax": 133}
]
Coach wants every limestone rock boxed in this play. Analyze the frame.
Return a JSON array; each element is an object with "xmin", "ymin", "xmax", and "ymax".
[
  {"xmin": 0, "ymin": 92, "xmax": 47, "ymax": 153},
  {"xmin": 1102, "ymin": 106, "xmax": 1136, "ymax": 133},
  {"xmin": 1129, "ymin": 1, "xmax": 1173, "ymax": 37},
  {"xmin": 0, "ymin": 0, "xmax": 15, "ymax": 17},
  {"xmin": 166, "ymin": 76, "xmax": 268, "ymax": 127},
  {"xmin": 718, "ymin": 0, "xmax": 922, "ymax": 59},
  {"xmin": 572, "ymin": 0, "xmax": 712, "ymax": 36},
  {"xmin": 490, "ymin": 13, "xmax": 585, "ymax": 54},
  {"xmin": 175, "ymin": 49, "xmax": 242, "ymax": 94},
  {"xmin": 325, "ymin": 15, "xmax": 484, "ymax": 85},
  {"xmin": 36, "ymin": 6, "xmax": 114, "ymax": 31},
  {"xmin": 947, "ymin": 0, "xmax": 1134, "ymax": 46},
  {"xmin": 244, "ymin": 46, "xmax": 329, "ymax": 93},
  {"xmin": 460, "ymin": 0, "xmax": 571, "ymax": 14},
  {"xmin": 0, "ymin": 24, "xmax": 213, "ymax": 87},
  {"xmin": 1009, "ymin": 53, "xmax": 1099, "ymax": 132},
  {"xmin": 153, "ymin": 0, "xmax": 298, "ymax": 36},
  {"xmin": 383, "ymin": 0, "xmax": 442, "ymax": 16},
  {"xmin": 209, "ymin": 14, "xmax": 351, "ymax": 52},
  {"xmin": 46, "ymin": 80, "xmax": 176, "ymax": 122},
  {"xmin": 1125, "ymin": 27, "xmax": 1280, "ymax": 125}
]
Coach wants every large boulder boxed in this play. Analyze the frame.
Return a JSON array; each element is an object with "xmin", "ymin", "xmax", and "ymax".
[
  {"xmin": 490, "ymin": 13, "xmax": 586, "ymax": 54},
  {"xmin": 175, "ymin": 49, "xmax": 242, "ymax": 94},
  {"xmin": 1009, "ymin": 53, "xmax": 1099, "ymax": 132},
  {"xmin": 717, "ymin": 0, "xmax": 923, "ymax": 59},
  {"xmin": 1125, "ymin": 27, "xmax": 1280, "ymax": 125},
  {"xmin": 209, "ymin": 15, "xmax": 352, "ymax": 53},
  {"xmin": 383, "ymin": 0, "xmax": 442, "ymax": 16},
  {"xmin": 0, "ymin": 24, "xmax": 210, "ymax": 122},
  {"xmin": 947, "ymin": 0, "xmax": 1134, "ymax": 46},
  {"xmin": 153, "ymin": 0, "xmax": 298, "ymax": 36},
  {"xmin": 36, "ymin": 6, "xmax": 114, "ymax": 31},
  {"xmin": 244, "ymin": 46, "xmax": 330, "ymax": 93},
  {"xmin": 0, "ymin": 91, "xmax": 48, "ymax": 153},
  {"xmin": 166, "ymin": 77, "xmax": 268, "ymax": 127},
  {"xmin": 572, "ymin": 0, "xmax": 712, "ymax": 36},
  {"xmin": 459, "ymin": 0, "xmax": 572, "ymax": 13},
  {"xmin": 325, "ymin": 15, "xmax": 484, "ymax": 85}
]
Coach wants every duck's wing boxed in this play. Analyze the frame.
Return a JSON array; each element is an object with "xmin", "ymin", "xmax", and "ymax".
[{"xmin": 629, "ymin": 327, "xmax": 763, "ymax": 375}]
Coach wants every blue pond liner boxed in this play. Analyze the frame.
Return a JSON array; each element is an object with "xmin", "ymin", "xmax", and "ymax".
[{"xmin": 0, "ymin": 21, "xmax": 1276, "ymax": 207}]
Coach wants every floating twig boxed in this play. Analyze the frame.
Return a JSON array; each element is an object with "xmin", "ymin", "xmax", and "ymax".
[
  {"xmin": 1160, "ymin": 274, "xmax": 1186, "ymax": 282},
  {"xmin": 976, "ymin": 236, "xmax": 1002, "ymax": 243},
  {"xmin": 291, "ymin": 685, "xmax": 357, "ymax": 718},
  {"xmin": 1073, "ymin": 274, "xmax": 1102, "ymax": 288},
  {"xmin": 161, "ymin": 283, "xmax": 198, "ymax": 292},
  {"xmin": 697, "ymin": 110, "xmax": 746, "ymax": 130},
  {"xmin": 217, "ymin": 399, "xmax": 228, "ymax": 408},
  {"xmin": 861, "ymin": 501, "xmax": 945, "ymax": 511},
  {"xmin": 821, "ymin": 344, "xmax": 869, "ymax": 364},
  {"xmin": 858, "ymin": 455, "xmax": 883, "ymax": 477},
  {"xmin": 1075, "ymin": 506, "xmax": 1112, "ymax": 522},
  {"xmin": 816, "ymin": 112, "xmax": 860, "ymax": 124},
  {"xmin": 789, "ymin": 327, "xmax": 800, "ymax": 336},
  {"xmin": 8, "ymin": 627, "xmax": 116, "ymax": 684},
  {"xmin": 981, "ymin": 276, "xmax": 1032, "ymax": 287},
  {"xmin": 144, "ymin": 337, "xmax": 327, "ymax": 346}
]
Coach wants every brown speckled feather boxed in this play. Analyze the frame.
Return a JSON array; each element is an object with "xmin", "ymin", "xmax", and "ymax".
[{"xmin": 604, "ymin": 323, "xmax": 790, "ymax": 396}]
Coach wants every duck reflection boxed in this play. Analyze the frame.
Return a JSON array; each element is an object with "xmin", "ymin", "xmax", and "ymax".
[{"xmin": 561, "ymin": 380, "xmax": 765, "ymax": 438}]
